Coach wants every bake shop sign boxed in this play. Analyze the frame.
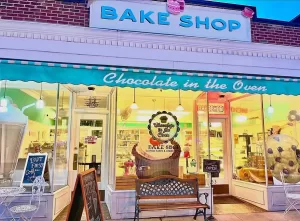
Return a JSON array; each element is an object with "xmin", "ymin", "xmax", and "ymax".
[{"xmin": 90, "ymin": 0, "xmax": 251, "ymax": 42}]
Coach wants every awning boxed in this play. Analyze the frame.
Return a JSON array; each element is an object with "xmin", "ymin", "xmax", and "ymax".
[{"xmin": 0, "ymin": 59, "xmax": 299, "ymax": 95}]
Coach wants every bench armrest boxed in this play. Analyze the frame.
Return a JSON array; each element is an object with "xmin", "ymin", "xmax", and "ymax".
[{"xmin": 198, "ymin": 193, "xmax": 209, "ymax": 205}]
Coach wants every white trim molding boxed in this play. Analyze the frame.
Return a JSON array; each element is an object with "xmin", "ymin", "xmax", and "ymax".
[{"xmin": 0, "ymin": 20, "xmax": 300, "ymax": 78}]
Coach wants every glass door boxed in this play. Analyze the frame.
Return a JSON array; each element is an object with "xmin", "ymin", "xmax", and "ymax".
[
  {"xmin": 75, "ymin": 114, "xmax": 107, "ymax": 190},
  {"xmin": 209, "ymin": 118, "xmax": 229, "ymax": 185}
]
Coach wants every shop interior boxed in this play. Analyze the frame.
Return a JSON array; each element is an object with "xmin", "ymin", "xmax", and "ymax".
[{"xmin": 1, "ymin": 80, "xmax": 300, "ymax": 213}]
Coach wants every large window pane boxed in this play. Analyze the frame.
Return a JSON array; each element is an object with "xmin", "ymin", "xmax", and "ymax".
[
  {"xmin": 196, "ymin": 93, "xmax": 209, "ymax": 175},
  {"xmin": 264, "ymin": 95, "xmax": 300, "ymax": 185},
  {"xmin": 52, "ymin": 85, "xmax": 72, "ymax": 191},
  {"xmin": 0, "ymin": 81, "xmax": 58, "ymax": 192},
  {"xmin": 231, "ymin": 95, "xmax": 267, "ymax": 185},
  {"xmin": 115, "ymin": 88, "xmax": 200, "ymax": 190}
]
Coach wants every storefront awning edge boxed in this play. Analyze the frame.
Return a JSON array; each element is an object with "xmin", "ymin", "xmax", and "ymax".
[{"xmin": 0, "ymin": 59, "xmax": 300, "ymax": 96}]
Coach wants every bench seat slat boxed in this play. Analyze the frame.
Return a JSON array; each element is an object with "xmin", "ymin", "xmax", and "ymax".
[
  {"xmin": 139, "ymin": 194, "xmax": 198, "ymax": 200},
  {"xmin": 139, "ymin": 202, "xmax": 209, "ymax": 211}
]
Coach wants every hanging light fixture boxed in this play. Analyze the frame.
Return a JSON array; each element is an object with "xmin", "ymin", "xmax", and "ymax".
[
  {"xmin": 0, "ymin": 80, "xmax": 8, "ymax": 108},
  {"xmin": 59, "ymin": 91, "xmax": 68, "ymax": 117},
  {"xmin": 268, "ymin": 95, "xmax": 274, "ymax": 114},
  {"xmin": 36, "ymin": 83, "xmax": 45, "ymax": 109},
  {"xmin": 176, "ymin": 89, "xmax": 184, "ymax": 111},
  {"xmin": 130, "ymin": 88, "xmax": 138, "ymax": 109}
]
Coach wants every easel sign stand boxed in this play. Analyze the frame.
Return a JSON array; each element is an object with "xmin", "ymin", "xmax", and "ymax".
[
  {"xmin": 203, "ymin": 159, "xmax": 221, "ymax": 220},
  {"xmin": 66, "ymin": 168, "xmax": 104, "ymax": 221}
]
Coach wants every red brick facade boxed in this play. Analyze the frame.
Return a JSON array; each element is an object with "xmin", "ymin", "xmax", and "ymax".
[
  {"xmin": 0, "ymin": 0, "xmax": 300, "ymax": 47},
  {"xmin": 252, "ymin": 22, "xmax": 300, "ymax": 47},
  {"xmin": 0, "ymin": 0, "xmax": 89, "ymax": 27}
]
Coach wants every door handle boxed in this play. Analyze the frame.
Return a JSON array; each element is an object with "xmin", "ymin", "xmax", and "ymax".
[{"xmin": 73, "ymin": 153, "xmax": 78, "ymax": 170}]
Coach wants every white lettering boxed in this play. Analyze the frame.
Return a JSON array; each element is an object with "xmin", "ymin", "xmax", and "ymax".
[
  {"xmin": 102, "ymin": 73, "xmax": 178, "ymax": 87},
  {"xmin": 233, "ymin": 80, "xmax": 267, "ymax": 92},
  {"xmin": 233, "ymin": 80, "xmax": 243, "ymax": 90},
  {"xmin": 103, "ymin": 73, "xmax": 267, "ymax": 93},
  {"xmin": 205, "ymin": 79, "xmax": 227, "ymax": 90}
]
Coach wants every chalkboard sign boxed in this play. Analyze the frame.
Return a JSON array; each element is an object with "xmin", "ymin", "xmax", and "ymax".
[
  {"xmin": 21, "ymin": 153, "xmax": 48, "ymax": 186},
  {"xmin": 67, "ymin": 169, "xmax": 104, "ymax": 221},
  {"xmin": 203, "ymin": 159, "xmax": 221, "ymax": 173}
]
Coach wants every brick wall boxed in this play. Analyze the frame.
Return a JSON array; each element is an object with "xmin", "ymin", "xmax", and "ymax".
[
  {"xmin": 0, "ymin": 0, "xmax": 89, "ymax": 27},
  {"xmin": 252, "ymin": 22, "xmax": 300, "ymax": 47},
  {"xmin": 0, "ymin": 0, "xmax": 300, "ymax": 47}
]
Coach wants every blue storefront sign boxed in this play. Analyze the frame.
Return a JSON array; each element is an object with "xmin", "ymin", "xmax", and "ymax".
[
  {"xmin": 89, "ymin": 0, "xmax": 251, "ymax": 42},
  {"xmin": 0, "ymin": 59, "xmax": 300, "ymax": 96}
]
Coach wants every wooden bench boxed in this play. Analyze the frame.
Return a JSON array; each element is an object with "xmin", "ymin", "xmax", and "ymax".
[{"xmin": 134, "ymin": 175, "xmax": 209, "ymax": 221}]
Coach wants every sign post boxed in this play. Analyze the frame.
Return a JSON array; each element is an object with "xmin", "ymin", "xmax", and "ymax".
[
  {"xmin": 67, "ymin": 168, "xmax": 104, "ymax": 221},
  {"xmin": 203, "ymin": 159, "xmax": 221, "ymax": 220}
]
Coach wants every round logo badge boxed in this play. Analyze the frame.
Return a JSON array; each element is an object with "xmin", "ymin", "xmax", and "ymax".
[{"xmin": 148, "ymin": 111, "xmax": 180, "ymax": 143}]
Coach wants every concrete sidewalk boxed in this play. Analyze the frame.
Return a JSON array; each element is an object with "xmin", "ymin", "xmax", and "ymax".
[
  {"xmin": 55, "ymin": 200, "xmax": 300, "ymax": 221},
  {"xmin": 56, "ymin": 210, "xmax": 300, "ymax": 221}
]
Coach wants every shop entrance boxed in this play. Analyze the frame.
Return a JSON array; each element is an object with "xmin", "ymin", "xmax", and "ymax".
[
  {"xmin": 209, "ymin": 118, "xmax": 229, "ymax": 187},
  {"xmin": 75, "ymin": 113, "xmax": 108, "ymax": 196}
]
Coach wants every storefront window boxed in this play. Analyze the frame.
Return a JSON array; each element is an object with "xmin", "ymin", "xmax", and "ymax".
[
  {"xmin": 231, "ymin": 95, "xmax": 268, "ymax": 185},
  {"xmin": 196, "ymin": 93, "xmax": 209, "ymax": 174},
  {"xmin": 263, "ymin": 95, "xmax": 300, "ymax": 185},
  {"xmin": 0, "ymin": 81, "xmax": 71, "ymax": 192},
  {"xmin": 53, "ymin": 86, "xmax": 72, "ymax": 191},
  {"xmin": 115, "ymin": 88, "xmax": 200, "ymax": 189}
]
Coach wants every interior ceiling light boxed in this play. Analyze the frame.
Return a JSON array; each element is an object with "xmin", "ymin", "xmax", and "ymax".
[
  {"xmin": 236, "ymin": 115, "xmax": 248, "ymax": 123},
  {"xmin": 36, "ymin": 82, "xmax": 45, "ymax": 109},
  {"xmin": 88, "ymin": 86, "xmax": 96, "ymax": 97},
  {"xmin": 268, "ymin": 95, "xmax": 274, "ymax": 114},
  {"xmin": 176, "ymin": 89, "xmax": 184, "ymax": 111},
  {"xmin": 130, "ymin": 88, "xmax": 139, "ymax": 110}
]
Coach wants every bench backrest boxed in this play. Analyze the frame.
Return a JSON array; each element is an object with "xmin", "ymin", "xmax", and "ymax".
[{"xmin": 136, "ymin": 175, "xmax": 199, "ymax": 199}]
